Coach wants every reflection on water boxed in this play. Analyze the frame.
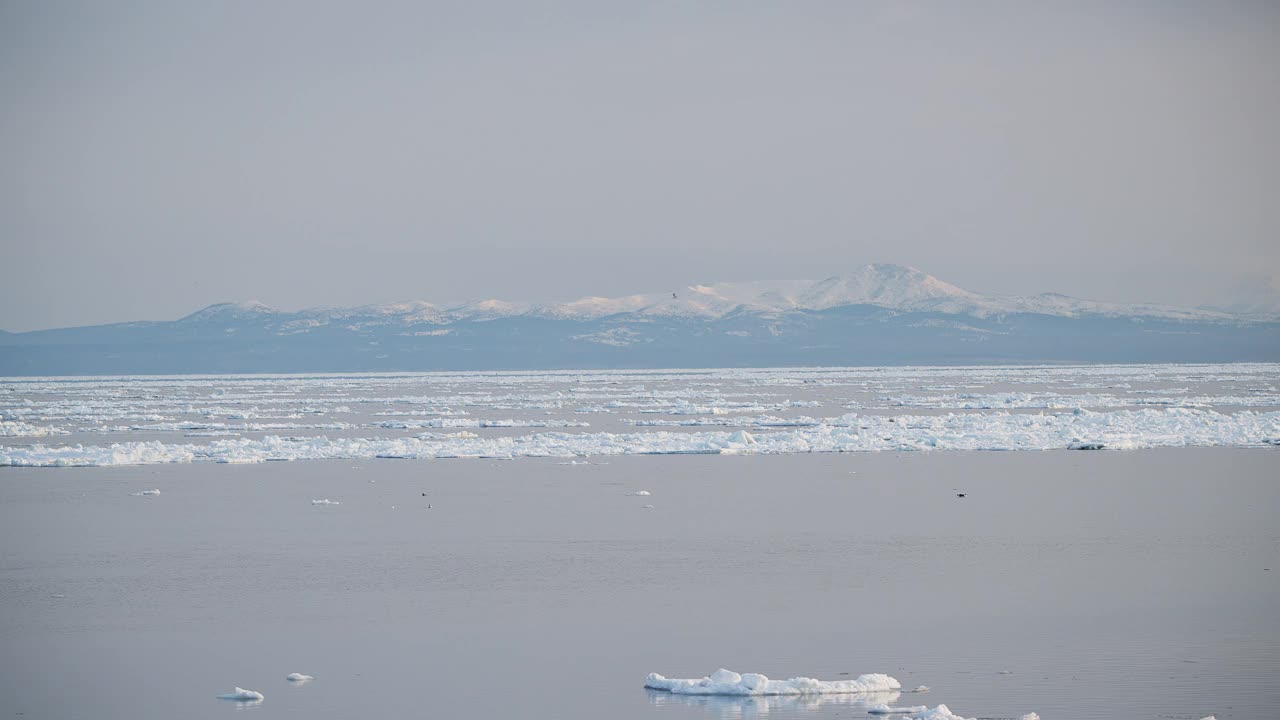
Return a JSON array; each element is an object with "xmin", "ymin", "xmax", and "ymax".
[{"xmin": 646, "ymin": 689, "xmax": 902, "ymax": 718}]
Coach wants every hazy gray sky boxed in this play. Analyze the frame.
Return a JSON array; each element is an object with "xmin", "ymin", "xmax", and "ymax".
[{"xmin": 3, "ymin": 1, "xmax": 1278, "ymax": 331}]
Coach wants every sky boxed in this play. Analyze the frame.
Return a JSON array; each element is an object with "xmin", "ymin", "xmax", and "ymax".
[{"xmin": 2, "ymin": 1, "xmax": 1278, "ymax": 331}]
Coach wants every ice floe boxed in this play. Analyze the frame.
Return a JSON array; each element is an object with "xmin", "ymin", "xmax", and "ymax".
[
  {"xmin": 311, "ymin": 498, "xmax": 340, "ymax": 505},
  {"xmin": 130, "ymin": 489, "xmax": 160, "ymax": 496},
  {"xmin": 869, "ymin": 704, "xmax": 927, "ymax": 714},
  {"xmin": 903, "ymin": 705, "xmax": 1038, "ymax": 720},
  {"xmin": 909, "ymin": 706, "xmax": 968, "ymax": 720},
  {"xmin": 0, "ymin": 420, "xmax": 69, "ymax": 437},
  {"xmin": 4, "ymin": 363, "xmax": 1278, "ymax": 467},
  {"xmin": 217, "ymin": 687, "xmax": 263, "ymax": 701},
  {"xmin": 286, "ymin": 673, "xmax": 313, "ymax": 682},
  {"xmin": 3, "ymin": 406, "xmax": 1277, "ymax": 466},
  {"xmin": 627, "ymin": 490, "xmax": 652, "ymax": 496},
  {"xmin": 644, "ymin": 668, "xmax": 900, "ymax": 695}
]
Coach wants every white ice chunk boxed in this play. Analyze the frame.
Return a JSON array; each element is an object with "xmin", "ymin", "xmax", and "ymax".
[
  {"xmin": 286, "ymin": 673, "xmax": 313, "ymax": 682},
  {"xmin": 311, "ymin": 498, "xmax": 340, "ymax": 505},
  {"xmin": 644, "ymin": 668, "xmax": 900, "ymax": 696},
  {"xmin": 130, "ymin": 489, "xmax": 160, "ymax": 496},
  {"xmin": 912, "ymin": 686, "xmax": 930, "ymax": 692},
  {"xmin": 217, "ymin": 687, "xmax": 264, "ymax": 701},
  {"xmin": 627, "ymin": 490, "xmax": 652, "ymax": 496},
  {"xmin": 869, "ymin": 704, "xmax": 927, "ymax": 714},
  {"xmin": 910, "ymin": 706, "xmax": 969, "ymax": 720}
]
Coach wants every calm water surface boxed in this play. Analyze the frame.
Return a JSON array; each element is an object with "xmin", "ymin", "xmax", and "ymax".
[{"xmin": 1, "ymin": 449, "xmax": 1277, "ymax": 719}]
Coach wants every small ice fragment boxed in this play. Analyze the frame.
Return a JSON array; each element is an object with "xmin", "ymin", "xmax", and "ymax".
[
  {"xmin": 869, "ymin": 704, "xmax": 927, "ymax": 714},
  {"xmin": 727, "ymin": 430, "xmax": 756, "ymax": 445},
  {"xmin": 217, "ymin": 687, "xmax": 264, "ymax": 701},
  {"xmin": 642, "ymin": 504, "xmax": 655, "ymax": 509},
  {"xmin": 998, "ymin": 670, "xmax": 1013, "ymax": 674},
  {"xmin": 286, "ymin": 673, "xmax": 313, "ymax": 682},
  {"xmin": 912, "ymin": 685, "xmax": 930, "ymax": 692},
  {"xmin": 1020, "ymin": 714, "xmax": 1041, "ymax": 720},
  {"xmin": 311, "ymin": 499, "xmax": 340, "ymax": 505},
  {"xmin": 131, "ymin": 489, "xmax": 160, "ymax": 496},
  {"xmin": 627, "ymin": 490, "xmax": 652, "ymax": 496}
]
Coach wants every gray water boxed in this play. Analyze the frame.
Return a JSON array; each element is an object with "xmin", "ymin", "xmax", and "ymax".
[{"xmin": 1, "ymin": 448, "xmax": 1277, "ymax": 719}]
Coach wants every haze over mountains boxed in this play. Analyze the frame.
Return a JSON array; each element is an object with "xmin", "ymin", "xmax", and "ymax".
[{"xmin": 3, "ymin": 264, "xmax": 1278, "ymax": 375}]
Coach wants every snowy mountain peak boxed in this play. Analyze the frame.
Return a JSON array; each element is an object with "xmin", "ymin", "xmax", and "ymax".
[
  {"xmin": 172, "ymin": 263, "xmax": 1266, "ymax": 331},
  {"xmin": 180, "ymin": 300, "xmax": 278, "ymax": 323},
  {"xmin": 797, "ymin": 264, "xmax": 977, "ymax": 310}
]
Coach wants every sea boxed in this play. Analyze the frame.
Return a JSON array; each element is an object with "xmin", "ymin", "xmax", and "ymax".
[{"xmin": 2, "ymin": 364, "xmax": 1277, "ymax": 719}]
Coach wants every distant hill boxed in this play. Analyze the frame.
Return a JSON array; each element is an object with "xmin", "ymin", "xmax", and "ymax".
[{"xmin": 3, "ymin": 264, "xmax": 1277, "ymax": 375}]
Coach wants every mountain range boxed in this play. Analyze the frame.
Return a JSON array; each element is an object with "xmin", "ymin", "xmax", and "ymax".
[{"xmin": 3, "ymin": 264, "xmax": 1277, "ymax": 375}]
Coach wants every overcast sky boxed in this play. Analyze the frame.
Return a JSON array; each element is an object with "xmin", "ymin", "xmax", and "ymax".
[{"xmin": 3, "ymin": 1, "xmax": 1278, "ymax": 331}]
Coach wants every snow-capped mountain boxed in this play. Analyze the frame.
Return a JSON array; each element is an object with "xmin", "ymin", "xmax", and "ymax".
[
  {"xmin": 1206, "ymin": 278, "xmax": 1280, "ymax": 319},
  {"xmin": 175, "ymin": 264, "xmax": 1245, "ymax": 328},
  {"xmin": 3, "ymin": 264, "xmax": 1276, "ymax": 375}
]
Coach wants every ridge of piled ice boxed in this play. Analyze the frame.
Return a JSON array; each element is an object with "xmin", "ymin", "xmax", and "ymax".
[
  {"xmin": 3, "ymin": 407, "xmax": 1277, "ymax": 467},
  {"xmin": 217, "ymin": 687, "xmax": 263, "ymax": 701},
  {"xmin": 0, "ymin": 420, "xmax": 69, "ymax": 437},
  {"xmin": 644, "ymin": 668, "xmax": 900, "ymax": 696}
]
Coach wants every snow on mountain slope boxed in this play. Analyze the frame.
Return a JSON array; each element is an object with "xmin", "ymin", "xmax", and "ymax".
[
  {"xmin": 179, "ymin": 300, "xmax": 279, "ymax": 323},
  {"xmin": 173, "ymin": 264, "xmax": 1253, "ymax": 330},
  {"xmin": 797, "ymin": 264, "xmax": 983, "ymax": 311}
]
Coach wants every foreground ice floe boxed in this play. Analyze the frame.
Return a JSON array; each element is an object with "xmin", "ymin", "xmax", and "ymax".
[
  {"xmin": 909, "ymin": 708, "xmax": 1038, "ymax": 720},
  {"xmin": 217, "ymin": 687, "xmax": 263, "ymax": 701},
  {"xmin": 869, "ymin": 704, "xmax": 927, "ymax": 714},
  {"xmin": 909, "ymin": 706, "xmax": 968, "ymax": 720},
  {"xmin": 644, "ymin": 672, "xmax": 1042, "ymax": 720},
  {"xmin": 644, "ymin": 668, "xmax": 901, "ymax": 695},
  {"xmin": 646, "ymin": 688, "xmax": 903, "ymax": 717},
  {"xmin": 3, "ymin": 407, "xmax": 1277, "ymax": 466}
]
